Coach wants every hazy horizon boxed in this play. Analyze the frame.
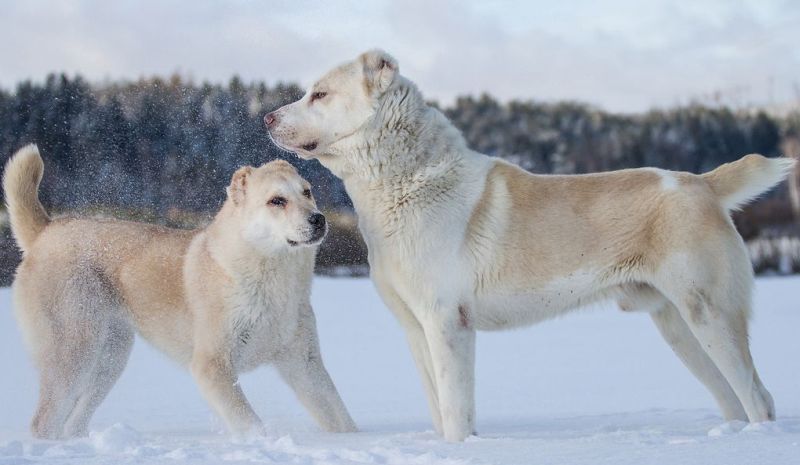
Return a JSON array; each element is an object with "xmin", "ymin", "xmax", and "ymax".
[{"xmin": 1, "ymin": 0, "xmax": 798, "ymax": 113}]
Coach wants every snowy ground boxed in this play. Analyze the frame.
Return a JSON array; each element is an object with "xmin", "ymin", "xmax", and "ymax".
[{"xmin": 0, "ymin": 276, "xmax": 798, "ymax": 465}]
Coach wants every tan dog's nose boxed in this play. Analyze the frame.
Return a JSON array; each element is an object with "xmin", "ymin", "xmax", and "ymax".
[
  {"xmin": 264, "ymin": 112, "xmax": 278, "ymax": 128},
  {"xmin": 308, "ymin": 212, "xmax": 326, "ymax": 230}
]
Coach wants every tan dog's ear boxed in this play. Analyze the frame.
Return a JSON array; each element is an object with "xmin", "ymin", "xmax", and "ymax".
[
  {"xmin": 361, "ymin": 49, "xmax": 398, "ymax": 95},
  {"xmin": 227, "ymin": 166, "xmax": 253, "ymax": 204}
]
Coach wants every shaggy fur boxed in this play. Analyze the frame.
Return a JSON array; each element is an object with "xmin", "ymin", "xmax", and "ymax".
[
  {"xmin": 3, "ymin": 145, "xmax": 356, "ymax": 439},
  {"xmin": 267, "ymin": 50, "xmax": 795, "ymax": 441}
]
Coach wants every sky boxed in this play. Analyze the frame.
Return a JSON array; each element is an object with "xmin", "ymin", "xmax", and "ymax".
[{"xmin": 0, "ymin": 0, "xmax": 798, "ymax": 113}]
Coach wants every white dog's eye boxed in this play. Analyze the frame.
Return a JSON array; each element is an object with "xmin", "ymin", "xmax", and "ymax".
[
  {"xmin": 268, "ymin": 196, "xmax": 287, "ymax": 207},
  {"xmin": 302, "ymin": 189, "xmax": 312, "ymax": 198},
  {"xmin": 310, "ymin": 91, "xmax": 327, "ymax": 102}
]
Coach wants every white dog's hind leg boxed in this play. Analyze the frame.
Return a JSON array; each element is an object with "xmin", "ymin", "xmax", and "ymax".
[
  {"xmin": 668, "ymin": 289, "xmax": 774, "ymax": 422},
  {"xmin": 650, "ymin": 302, "xmax": 747, "ymax": 421},
  {"xmin": 62, "ymin": 317, "xmax": 134, "ymax": 437},
  {"xmin": 422, "ymin": 304, "xmax": 476, "ymax": 442}
]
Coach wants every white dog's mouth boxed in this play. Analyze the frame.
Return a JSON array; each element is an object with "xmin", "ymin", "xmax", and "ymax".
[
  {"xmin": 266, "ymin": 131, "xmax": 294, "ymax": 153},
  {"xmin": 267, "ymin": 132, "xmax": 318, "ymax": 160}
]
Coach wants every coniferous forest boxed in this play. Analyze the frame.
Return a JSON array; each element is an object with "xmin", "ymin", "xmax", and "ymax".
[{"xmin": 1, "ymin": 74, "xmax": 798, "ymax": 279}]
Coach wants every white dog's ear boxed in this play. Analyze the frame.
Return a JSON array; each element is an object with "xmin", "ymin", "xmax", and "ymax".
[
  {"xmin": 227, "ymin": 166, "xmax": 253, "ymax": 204},
  {"xmin": 361, "ymin": 49, "xmax": 398, "ymax": 95}
]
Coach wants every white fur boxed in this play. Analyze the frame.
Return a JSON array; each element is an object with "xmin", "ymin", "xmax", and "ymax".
[
  {"xmin": 719, "ymin": 157, "xmax": 796, "ymax": 211},
  {"xmin": 644, "ymin": 168, "xmax": 679, "ymax": 191},
  {"xmin": 267, "ymin": 50, "xmax": 786, "ymax": 441}
]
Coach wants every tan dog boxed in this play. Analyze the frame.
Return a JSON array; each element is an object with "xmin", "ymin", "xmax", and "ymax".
[
  {"xmin": 3, "ymin": 145, "xmax": 356, "ymax": 439},
  {"xmin": 266, "ymin": 49, "xmax": 795, "ymax": 441}
]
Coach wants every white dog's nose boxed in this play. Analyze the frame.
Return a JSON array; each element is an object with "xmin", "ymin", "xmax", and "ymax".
[{"xmin": 264, "ymin": 112, "xmax": 278, "ymax": 128}]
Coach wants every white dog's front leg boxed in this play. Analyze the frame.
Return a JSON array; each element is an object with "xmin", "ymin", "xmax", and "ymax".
[
  {"xmin": 403, "ymin": 322, "xmax": 444, "ymax": 434},
  {"xmin": 376, "ymin": 284, "xmax": 443, "ymax": 434},
  {"xmin": 423, "ymin": 306, "xmax": 476, "ymax": 442}
]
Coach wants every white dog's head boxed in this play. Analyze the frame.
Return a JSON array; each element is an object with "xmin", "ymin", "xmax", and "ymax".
[
  {"xmin": 226, "ymin": 160, "xmax": 326, "ymax": 250},
  {"xmin": 265, "ymin": 49, "xmax": 399, "ymax": 159}
]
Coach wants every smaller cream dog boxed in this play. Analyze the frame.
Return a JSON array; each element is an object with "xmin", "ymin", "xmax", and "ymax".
[{"xmin": 3, "ymin": 145, "xmax": 356, "ymax": 439}]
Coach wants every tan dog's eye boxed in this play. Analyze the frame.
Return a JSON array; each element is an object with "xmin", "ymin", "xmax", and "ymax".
[
  {"xmin": 310, "ymin": 92, "xmax": 327, "ymax": 102},
  {"xmin": 302, "ymin": 189, "xmax": 312, "ymax": 198},
  {"xmin": 268, "ymin": 196, "xmax": 287, "ymax": 207}
]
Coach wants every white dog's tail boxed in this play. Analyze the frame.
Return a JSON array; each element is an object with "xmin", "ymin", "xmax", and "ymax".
[
  {"xmin": 3, "ymin": 144, "xmax": 50, "ymax": 254},
  {"xmin": 701, "ymin": 154, "xmax": 796, "ymax": 212}
]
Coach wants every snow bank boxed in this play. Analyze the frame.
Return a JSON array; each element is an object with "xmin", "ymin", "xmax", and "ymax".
[{"xmin": 0, "ymin": 276, "xmax": 798, "ymax": 464}]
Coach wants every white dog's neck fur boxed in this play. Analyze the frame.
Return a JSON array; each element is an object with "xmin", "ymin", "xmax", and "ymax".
[
  {"xmin": 324, "ymin": 77, "xmax": 469, "ymax": 182},
  {"xmin": 319, "ymin": 77, "xmax": 486, "ymax": 244}
]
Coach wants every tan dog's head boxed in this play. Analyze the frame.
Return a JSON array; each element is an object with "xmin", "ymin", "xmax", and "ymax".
[
  {"xmin": 226, "ymin": 160, "xmax": 326, "ymax": 250},
  {"xmin": 265, "ymin": 49, "xmax": 398, "ymax": 159}
]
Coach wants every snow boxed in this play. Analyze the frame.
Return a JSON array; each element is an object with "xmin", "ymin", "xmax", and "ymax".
[{"xmin": 0, "ymin": 276, "xmax": 798, "ymax": 464}]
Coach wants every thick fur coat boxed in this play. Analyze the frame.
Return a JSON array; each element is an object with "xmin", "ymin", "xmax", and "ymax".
[
  {"xmin": 3, "ymin": 146, "xmax": 356, "ymax": 439},
  {"xmin": 267, "ymin": 50, "xmax": 795, "ymax": 441}
]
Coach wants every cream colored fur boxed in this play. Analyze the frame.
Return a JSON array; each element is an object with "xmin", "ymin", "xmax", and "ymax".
[
  {"xmin": 267, "ymin": 49, "xmax": 795, "ymax": 441},
  {"xmin": 3, "ymin": 146, "xmax": 356, "ymax": 439}
]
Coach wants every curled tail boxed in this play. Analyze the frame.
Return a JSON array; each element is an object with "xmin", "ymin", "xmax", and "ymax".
[
  {"xmin": 3, "ymin": 144, "xmax": 50, "ymax": 254},
  {"xmin": 701, "ymin": 154, "xmax": 796, "ymax": 212}
]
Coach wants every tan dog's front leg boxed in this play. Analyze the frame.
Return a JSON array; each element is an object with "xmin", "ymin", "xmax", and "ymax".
[
  {"xmin": 276, "ymin": 352, "xmax": 357, "ymax": 433},
  {"xmin": 190, "ymin": 352, "xmax": 263, "ymax": 435},
  {"xmin": 276, "ymin": 306, "xmax": 357, "ymax": 433}
]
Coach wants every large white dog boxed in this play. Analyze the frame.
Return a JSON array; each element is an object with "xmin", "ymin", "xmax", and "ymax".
[{"xmin": 266, "ymin": 50, "xmax": 795, "ymax": 441}]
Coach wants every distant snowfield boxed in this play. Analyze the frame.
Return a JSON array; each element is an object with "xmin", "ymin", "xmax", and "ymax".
[{"xmin": 0, "ymin": 276, "xmax": 798, "ymax": 465}]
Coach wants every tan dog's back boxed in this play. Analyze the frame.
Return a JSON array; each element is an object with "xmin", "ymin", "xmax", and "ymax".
[{"xmin": 15, "ymin": 217, "xmax": 197, "ymax": 361}]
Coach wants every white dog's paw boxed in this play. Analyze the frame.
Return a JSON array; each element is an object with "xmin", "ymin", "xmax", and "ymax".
[
  {"xmin": 741, "ymin": 421, "xmax": 783, "ymax": 434},
  {"xmin": 707, "ymin": 420, "xmax": 748, "ymax": 437}
]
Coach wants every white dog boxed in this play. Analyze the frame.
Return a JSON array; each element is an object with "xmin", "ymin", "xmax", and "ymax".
[
  {"xmin": 4, "ymin": 145, "xmax": 356, "ymax": 439},
  {"xmin": 266, "ymin": 50, "xmax": 795, "ymax": 441}
]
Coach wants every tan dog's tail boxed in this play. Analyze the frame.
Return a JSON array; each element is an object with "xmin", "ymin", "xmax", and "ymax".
[
  {"xmin": 702, "ymin": 154, "xmax": 796, "ymax": 212},
  {"xmin": 3, "ymin": 144, "xmax": 50, "ymax": 254}
]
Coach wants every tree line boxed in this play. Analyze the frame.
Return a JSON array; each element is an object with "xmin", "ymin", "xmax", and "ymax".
[{"xmin": 0, "ymin": 74, "xmax": 797, "ymax": 228}]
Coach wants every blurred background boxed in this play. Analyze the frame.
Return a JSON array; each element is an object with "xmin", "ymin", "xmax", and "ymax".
[{"xmin": 0, "ymin": 0, "xmax": 798, "ymax": 281}]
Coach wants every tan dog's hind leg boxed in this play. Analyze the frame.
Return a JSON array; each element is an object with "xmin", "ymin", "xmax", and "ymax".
[
  {"xmin": 32, "ymin": 369, "xmax": 84, "ymax": 439},
  {"xmin": 25, "ymin": 271, "xmax": 122, "ymax": 439},
  {"xmin": 650, "ymin": 302, "xmax": 747, "ymax": 421},
  {"xmin": 62, "ymin": 318, "xmax": 134, "ymax": 437}
]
